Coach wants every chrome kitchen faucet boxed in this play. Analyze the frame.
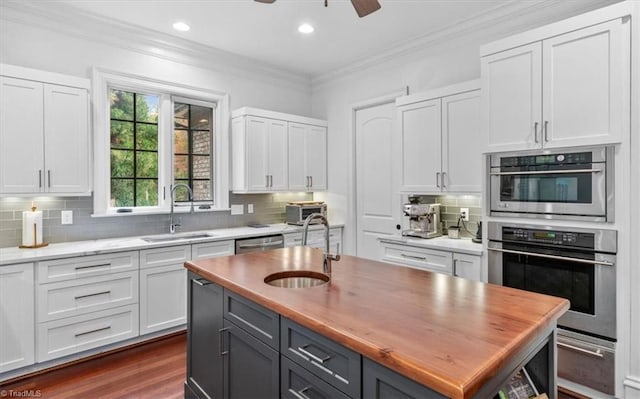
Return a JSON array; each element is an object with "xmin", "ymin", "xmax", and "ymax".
[
  {"xmin": 169, "ymin": 183, "xmax": 194, "ymax": 234},
  {"xmin": 302, "ymin": 213, "xmax": 340, "ymax": 274}
]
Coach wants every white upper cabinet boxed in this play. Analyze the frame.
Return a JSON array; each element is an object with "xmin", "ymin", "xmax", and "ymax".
[
  {"xmin": 0, "ymin": 65, "xmax": 90, "ymax": 196},
  {"xmin": 396, "ymin": 81, "xmax": 481, "ymax": 194},
  {"xmin": 232, "ymin": 107, "xmax": 327, "ymax": 193},
  {"xmin": 482, "ymin": 17, "xmax": 629, "ymax": 152},
  {"xmin": 288, "ymin": 122, "xmax": 327, "ymax": 191}
]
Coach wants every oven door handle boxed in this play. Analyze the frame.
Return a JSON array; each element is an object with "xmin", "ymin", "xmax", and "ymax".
[
  {"xmin": 490, "ymin": 169, "xmax": 603, "ymax": 176},
  {"xmin": 487, "ymin": 247, "xmax": 615, "ymax": 266},
  {"xmin": 557, "ymin": 341, "xmax": 604, "ymax": 358}
]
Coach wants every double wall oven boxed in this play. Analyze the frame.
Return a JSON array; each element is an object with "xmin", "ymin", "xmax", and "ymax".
[{"xmin": 488, "ymin": 222, "xmax": 617, "ymax": 395}]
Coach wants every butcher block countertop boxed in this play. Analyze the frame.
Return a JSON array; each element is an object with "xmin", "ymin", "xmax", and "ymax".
[{"xmin": 185, "ymin": 246, "xmax": 569, "ymax": 399}]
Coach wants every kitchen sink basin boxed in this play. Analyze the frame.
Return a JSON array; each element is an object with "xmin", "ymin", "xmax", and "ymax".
[
  {"xmin": 264, "ymin": 270, "xmax": 329, "ymax": 288},
  {"xmin": 141, "ymin": 232, "xmax": 215, "ymax": 243}
]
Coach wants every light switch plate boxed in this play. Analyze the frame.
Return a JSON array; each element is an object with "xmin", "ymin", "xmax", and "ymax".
[
  {"xmin": 61, "ymin": 210, "xmax": 73, "ymax": 224},
  {"xmin": 248, "ymin": 204, "xmax": 254, "ymax": 214},
  {"xmin": 230, "ymin": 204, "xmax": 244, "ymax": 215}
]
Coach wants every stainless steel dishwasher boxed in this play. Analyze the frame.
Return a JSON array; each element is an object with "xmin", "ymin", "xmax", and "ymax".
[{"xmin": 235, "ymin": 234, "xmax": 284, "ymax": 254}]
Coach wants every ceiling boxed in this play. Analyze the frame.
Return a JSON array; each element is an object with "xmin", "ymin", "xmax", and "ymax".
[{"xmin": 37, "ymin": 0, "xmax": 616, "ymax": 79}]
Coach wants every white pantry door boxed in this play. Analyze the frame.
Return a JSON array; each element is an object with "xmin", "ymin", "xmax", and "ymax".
[{"xmin": 355, "ymin": 101, "xmax": 401, "ymax": 260}]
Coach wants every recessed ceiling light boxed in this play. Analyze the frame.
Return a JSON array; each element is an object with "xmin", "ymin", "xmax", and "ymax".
[
  {"xmin": 172, "ymin": 22, "xmax": 190, "ymax": 32},
  {"xmin": 298, "ymin": 23, "xmax": 314, "ymax": 34}
]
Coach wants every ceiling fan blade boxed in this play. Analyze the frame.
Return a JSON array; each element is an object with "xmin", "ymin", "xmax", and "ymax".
[
  {"xmin": 254, "ymin": 0, "xmax": 276, "ymax": 3},
  {"xmin": 350, "ymin": 0, "xmax": 381, "ymax": 18}
]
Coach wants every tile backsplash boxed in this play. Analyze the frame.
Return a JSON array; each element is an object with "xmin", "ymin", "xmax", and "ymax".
[
  {"xmin": 409, "ymin": 194, "xmax": 482, "ymax": 238},
  {"xmin": 0, "ymin": 192, "xmax": 312, "ymax": 248}
]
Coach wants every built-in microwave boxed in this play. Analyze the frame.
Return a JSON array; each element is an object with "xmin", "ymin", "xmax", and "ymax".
[{"xmin": 489, "ymin": 146, "xmax": 614, "ymax": 222}]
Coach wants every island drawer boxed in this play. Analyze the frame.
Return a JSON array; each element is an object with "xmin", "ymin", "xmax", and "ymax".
[
  {"xmin": 37, "ymin": 251, "xmax": 139, "ymax": 284},
  {"xmin": 281, "ymin": 355, "xmax": 350, "ymax": 399},
  {"xmin": 224, "ymin": 289, "xmax": 279, "ymax": 349},
  {"xmin": 281, "ymin": 318, "xmax": 361, "ymax": 398}
]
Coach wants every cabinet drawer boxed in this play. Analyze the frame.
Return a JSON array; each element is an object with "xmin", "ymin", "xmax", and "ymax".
[
  {"xmin": 37, "ymin": 251, "xmax": 138, "ymax": 284},
  {"xmin": 37, "ymin": 304, "xmax": 139, "ymax": 362},
  {"xmin": 191, "ymin": 240, "xmax": 234, "ymax": 260},
  {"xmin": 281, "ymin": 355, "xmax": 350, "ymax": 399},
  {"xmin": 37, "ymin": 271, "xmax": 138, "ymax": 322},
  {"xmin": 281, "ymin": 318, "xmax": 361, "ymax": 398},
  {"xmin": 139, "ymin": 245, "xmax": 190, "ymax": 269},
  {"xmin": 380, "ymin": 243, "xmax": 452, "ymax": 275},
  {"xmin": 224, "ymin": 289, "xmax": 279, "ymax": 349}
]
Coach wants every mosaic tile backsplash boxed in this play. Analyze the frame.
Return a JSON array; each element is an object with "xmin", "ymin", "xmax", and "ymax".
[{"xmin": 0, "ymin": 193, "xmax": 312, "ymax": 248}]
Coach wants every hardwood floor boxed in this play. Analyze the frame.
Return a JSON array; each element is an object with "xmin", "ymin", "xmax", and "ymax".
[{"xmin": 0, "ymin": 333, "xmax": 186, "ymax": 399}]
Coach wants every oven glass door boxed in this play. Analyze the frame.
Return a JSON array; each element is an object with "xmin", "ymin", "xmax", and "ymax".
[
  {"xmin": 501, "ymin": 244, "xmax": 595, "ymax": 315},
  {"xmin": 499, "ymin": 167, "xmax": 594, "ymax": 203}
]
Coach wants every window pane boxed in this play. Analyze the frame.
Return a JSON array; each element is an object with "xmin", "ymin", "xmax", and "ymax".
[
  {"xmin": 174, "ymin": 130, "xmax": 188, "ymax": 153},
  {"xmin": 136, "ymin": 124, "xmax": 158, "ymax": 150},
  {"xmin": 111, "ymin": 179, "xmax": 134, "ymax": 207},
  {"xmin": 111, "ymin": 150, "xmax": 133, "ymax": 177},
  {"xmin": 174, "ymin": 155, "xmax": 189, "ymax": 179},
  {"xmin": 174, "ymin": 103, "xmax": 188, "ymax": 129},
  {"xmin": 193, "ymin": 180, "xmax": 212, "ymax": 201},
  {"xmin": 193, "ymin": 155, "xmax": 210, "ymax": 179},
  {"xmin": 111, "ymin": 121, "xmax": 134, "ymax": 149},
  {"xmin": 172, "ymin": 184, "xmax": 191, "ymax": 202},
  {"xmin": 191, "ymin": 105, "xmax": 212, "ymax": 130},
  {"xmin": 192, "ymin": 131, "xmax": 211, "ymax": 154},
  {"xmin": 136, "ymin": 179, "xmax": 158, "ymax": 206},
  {"xmin": 136, "ymin": 151, "xmax": 158, "ymax": 178},
  {"xmin": 136, "ymin": 94, "xmax": 159, "ymax": 123},
  {"xmin": 110, "ymin": 89, "xmax": 133, "ymax": 120}
]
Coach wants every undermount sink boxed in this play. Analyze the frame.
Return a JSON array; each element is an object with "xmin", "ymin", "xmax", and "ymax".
[
  {"xmin": 264, "ymin": 270, "xmax": 330, "ymax": 288},
  {"xmin": 141, "ymin": 232, "xmax": 215, "ymax": 243}
]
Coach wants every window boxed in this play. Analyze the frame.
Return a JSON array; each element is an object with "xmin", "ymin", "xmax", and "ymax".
[{"xmin": 93, "ymin": 69, "xmax": 229, "ymax": 216}]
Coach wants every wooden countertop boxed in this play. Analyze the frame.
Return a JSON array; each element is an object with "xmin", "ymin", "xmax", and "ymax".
[{"xmin": 185, "ymin": 246, "xmax": 569, "ymax": 399}]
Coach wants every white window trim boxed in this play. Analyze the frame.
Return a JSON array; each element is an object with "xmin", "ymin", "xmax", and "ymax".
[{"xmin": 91, "ymin": 67, "xmax": 229, "ymax": 216}]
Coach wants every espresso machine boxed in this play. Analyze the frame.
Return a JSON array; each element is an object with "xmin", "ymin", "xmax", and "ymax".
[{"xmin": 402, "ymin": 203, "xmax": 442, "ymax": 239}]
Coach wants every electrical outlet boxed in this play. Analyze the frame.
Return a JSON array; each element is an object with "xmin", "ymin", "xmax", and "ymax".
[
  {"xmin": 61, "ymin": 210, "xmax": 73, "ymax": 225},
  {"xmin": 460, "ymin": 208, "xmax": 469, "ymax": 222},
  {"xmin": 230, "ymin": 204, "xmax": 244, "ymax": 215},
  {"xmin": 248, "ymin": 204, "xmax": 254, "ymax": 214}
]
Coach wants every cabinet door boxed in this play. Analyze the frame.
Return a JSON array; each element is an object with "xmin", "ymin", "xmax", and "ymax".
[
  {"xmin": 140, "ymin": 265, "xmax": 187, "ymax": 334},
  {"xmin": 44, "ymin": 84, "xmax": 90, "ymax": 194},
  {"xmin": 288, "ymin": 122, "xmax": 308, "ymax": 191},
  {"xmin": 267, "ymin": 118, "xmax": 288, "ymax": 191},
  {"xmin": 398, "ymin": 99, "xmax": 441, "ymax": 193},
  {"xmin": 245, "ymin": 116, "xmax": 270, "ymax": 191},
  {"xmin": 186, "ymin": 273, "xmax": 224, "ymax": 399},
  {"xmin": 441, "ymin": 90, "xmax": 481, "ymax": 193},
  {"xmin": 0, "ymin": 263, "xmax": 35, "ymax": 373},
  {"xmin": 363, "ymin": 358, "xmax": 445, "ymax": 399},
  {"xmin": 0, "ymin": 77, "xmax": 44, "ymax": 194},
  {"xmin": 223, "ymin": 320, "xmax": 279, "ymax": 399},
  {"xmin": 482, "ymin": 42, "xmax": 542, "ymax": 152},
  {"xmin": 305, "ymin": 125, "xmax": 327, "ymax": 191},
  {"xmin": 542, "ymin": 18, "xmax": 628, "ymax": 148},
  {"xmin": 452, "ymin": 253, "xmax": 481, "ymax": 282}
]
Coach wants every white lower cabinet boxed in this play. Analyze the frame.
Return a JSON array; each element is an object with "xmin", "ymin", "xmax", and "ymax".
[
  {"xmin": 0, "ymin": 263, "xmax": 35, "ymax": 373},
  {"xmin": 284, "ymin": 227, "xmax": 343, "ymax": 254},
  {"xmin": 191, "ymin": 240, "xmax": 235, "ymax": 260},
  {"xmin": 452, "ymin": 253, "xmax": 481, "ymax": 281},
  {"xmin": 139, "ymin": 245, "xmax": 191, "ymax": 335}
]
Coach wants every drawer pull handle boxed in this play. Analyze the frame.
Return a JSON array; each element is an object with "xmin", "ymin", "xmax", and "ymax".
[
  {"xmin": 400, "ymin": 254, "xmax": 427, "ymax": 261},
  {"xmin": 75, "ymin": 263, "xmax": 111, "ymax": 270},
  {"xmin": 74, "ymin": 325, "xmax": 111, "ymax": 337},
  {"xmin": 297, "ymin": 345, "xmax": 331, "ymax": 364},
  {"xmin": 74, "ymin": 290, "xmax": 111, "ymax": 300},
  {"xmin": 558, "ymin": 341, "xmax": 604, "ymax": 358},
  {"xmin": 193, "ymin": 279, "xmax": 211, "ymax": 286},
  {"xmin": 219, "ymin": 327, "xmax": 230, "ymax": 356},
  {"xmin": 288, "ymin": 386, "xmax": 312, "ymax": 399}
]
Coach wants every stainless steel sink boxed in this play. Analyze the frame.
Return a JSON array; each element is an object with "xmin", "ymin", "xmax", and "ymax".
[
  {"xmin": 264, "ymin": 270, "xmax": 329, "ymax": 288},
  {"xmin": 141, "ymin": 232, "xmax": 215, "ymax": 243}
]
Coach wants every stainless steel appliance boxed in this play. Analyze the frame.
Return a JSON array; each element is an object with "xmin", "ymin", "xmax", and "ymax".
[
  {"xmin": 401, "ymin": 203, "xmax": 442, "ymax": 239},
  {"xmin": 487, "ymin": 222, "xmax": 617, "ymax": 395},
  {"xmin": 235, "ymin": 234, "xmax": 284, "ymax": 254},
  {"xmin": 489, "ymin": 146, "xmax": 613, "ymax": 222},
  {"xmin": 285, "ymin": 201, "xmax": 327, "ymax": 225}
]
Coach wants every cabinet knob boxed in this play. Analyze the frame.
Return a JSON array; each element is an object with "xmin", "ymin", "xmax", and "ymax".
[{"xmin": 396, "ymin": 224, "xmax": 401, "ymax": 230}]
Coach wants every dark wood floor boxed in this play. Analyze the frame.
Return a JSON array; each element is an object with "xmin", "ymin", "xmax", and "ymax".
[{"xmin": 0, "ymin": 333, "xmax": 186, "ymax": 399}]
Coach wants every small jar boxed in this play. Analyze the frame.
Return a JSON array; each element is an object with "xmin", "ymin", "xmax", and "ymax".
[{"xmin": 448, "ymin": 226, "xmax": 460, "ymax": 239}]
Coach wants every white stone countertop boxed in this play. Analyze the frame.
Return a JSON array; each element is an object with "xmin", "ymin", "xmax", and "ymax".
[
  {"xmin": 378, "ymin": 235, "xmax": 483, "ymax": 256},
  {"xmin": 0, "ymin": 223, "xmax": 344, "ymax": 266}
]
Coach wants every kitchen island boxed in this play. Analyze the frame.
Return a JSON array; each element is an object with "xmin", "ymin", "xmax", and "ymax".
[{"xmin": 184, "ymin": 246, "xmax": 569, "ymax": 399}]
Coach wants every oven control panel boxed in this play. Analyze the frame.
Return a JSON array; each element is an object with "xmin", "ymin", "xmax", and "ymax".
[{"xmin": 502, "ymin": 227, "xmax": 593, "ymax": 248}]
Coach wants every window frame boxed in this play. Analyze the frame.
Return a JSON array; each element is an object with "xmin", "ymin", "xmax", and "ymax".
[{"xmin": 92, "ymin": 68, "xmax": 229, "ymax": 216}]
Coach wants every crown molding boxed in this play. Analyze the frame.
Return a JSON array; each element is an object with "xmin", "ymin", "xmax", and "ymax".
[
  {"xmin": 311, "ymin": 0, "xmax": 618, "ymax": 88},
  {"xmin": 0, "ymin": 0, "xmax": 312, "ymax": 92}
]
